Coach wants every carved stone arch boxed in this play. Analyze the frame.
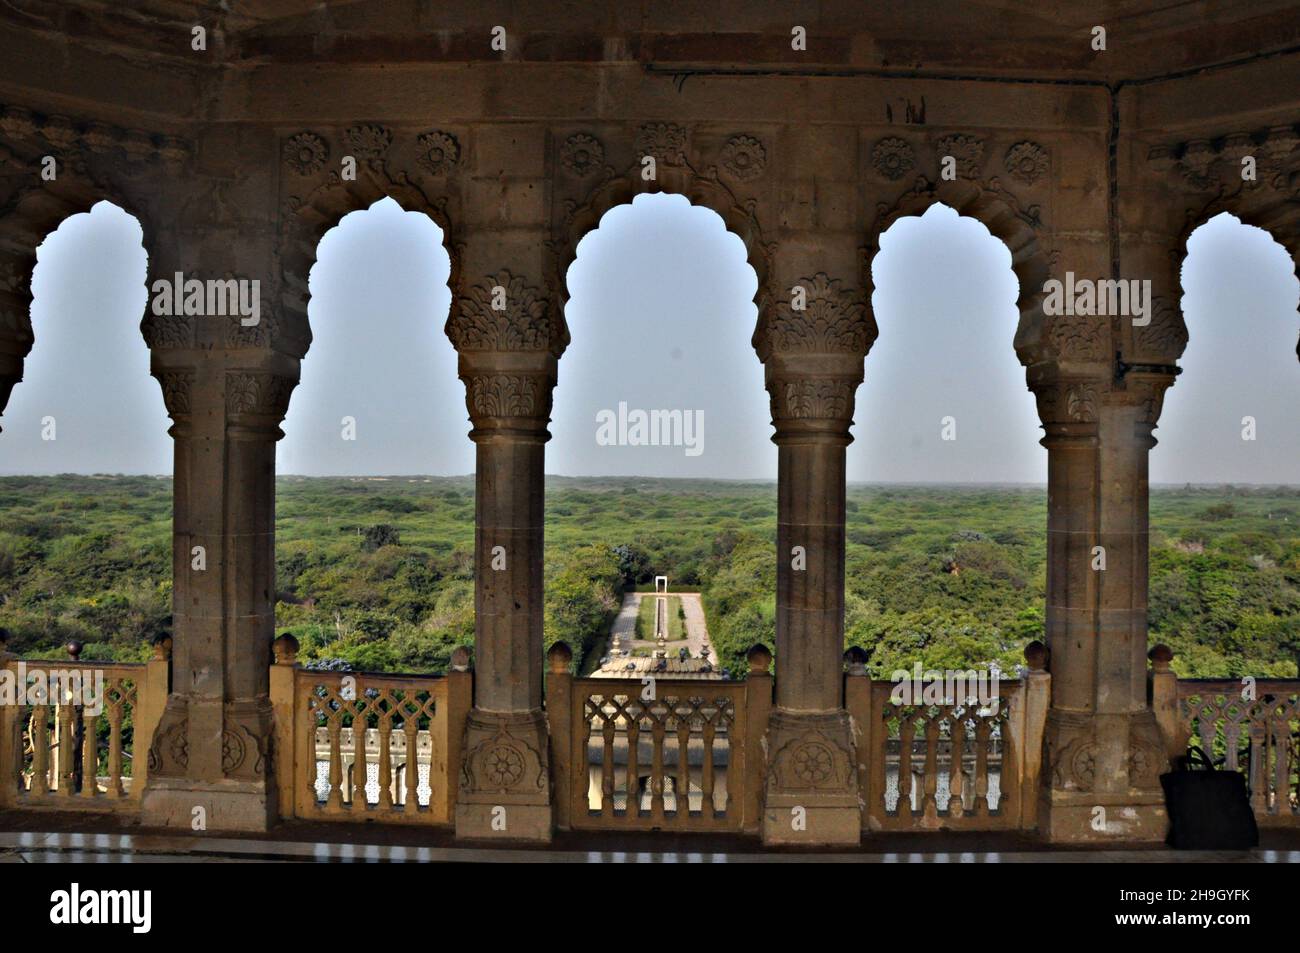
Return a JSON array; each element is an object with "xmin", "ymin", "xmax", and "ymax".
[
  {"xmin": 549, "ymin": 162, "xmax": 774, "ymax": 332},
  {"xmin": 1146, "ymin": 123, "xmax": 1300, "ymax": 364},
  {"xmin": 865, "ymin": 176, "xmax": 1060, "ymax": 370},
  {"xmin": 0, "ymin": 171, "xmax": 162, "ymax": 422},
  {"xmin": 1176, "ymin": 198, "xmax": 1300, "ymax": 364},
  {"xmin": 278, "ymin": 170, "xmax": 460, "ymax": 361}
]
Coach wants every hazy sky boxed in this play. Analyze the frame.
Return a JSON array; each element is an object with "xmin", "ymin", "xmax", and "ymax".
[{"xmin": 0, "ymin": 196, "xmax": 1295, "ymax": 483}]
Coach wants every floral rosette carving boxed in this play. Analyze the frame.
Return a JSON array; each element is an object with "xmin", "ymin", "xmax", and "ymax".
[
  {"xmin": 1004, "ymin": 141, "xmax": 1049, "ymax": 185},
  {"xmin": 283, "ymin": 132, "xmax": 328, "ymax": 175},
  {"xmin": 720, "ymin": 135, "xmax": 766, "ymax": 181},
  {"xmin": 416, "ymin": 130, "xmax": 460, "ymax": 175},
  {"xmin": 561, "ymin": 133, "xmax": 604, "ymax": 177},
  {"xmin": 1149, "ymin": 124, "xmax": 1300, "ymax": 196},
  {"xmin": 791, "ymin": 741, "xmax": 834, "ymax": 784},
  {"xmin": 871, "ymin": 137, "xmax": 915, "ymax": 181}
]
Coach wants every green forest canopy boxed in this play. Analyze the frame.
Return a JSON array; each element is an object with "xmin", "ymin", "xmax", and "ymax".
[{"xmin": 1, "ymin": 475, "xmax": 1296, "ymax": 681}]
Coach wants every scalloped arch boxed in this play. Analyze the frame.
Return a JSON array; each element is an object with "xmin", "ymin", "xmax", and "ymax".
[
  {"xmin": 865, "ymin": 178, "xmax": 1053, "ymax": 370},
  {"xmin": 278, "ymin": 172, "xmax": 459, "ymax": 360},
  {"xmin": 1178, "ymin": 196, "xmax": 1300, "ymax": 362},
  {"xmin": 0, "ymin": 177, "xmax": 154, "ymax": 418},
  {"xmin": 551, "ymin": 164, "xmax": 773, "ymax": 323}
]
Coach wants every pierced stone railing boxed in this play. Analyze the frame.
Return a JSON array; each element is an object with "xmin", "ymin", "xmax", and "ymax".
[
  {"xmin": 270, "ymin": 635, "xmax": 471, "ymax": 826},
  {"xmin": 847, "ymin": 643, "xmax": 1051, "ymax": 831},
  {"xmin": 1150, "ymin": 645, "xmax": 1300, "ymax": 825},
  {"xmin": 546, "ymin": 641, "xmax": 772, "ymax": 833},
  {"xmin": 0, "ymin": 636, "xmax": 171, "ymax": 812}
]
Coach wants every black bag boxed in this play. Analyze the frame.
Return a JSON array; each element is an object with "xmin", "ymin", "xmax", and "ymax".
[{"xmin": 1160, "ymin": 746, "xmax": 1259, "ymax": 850}]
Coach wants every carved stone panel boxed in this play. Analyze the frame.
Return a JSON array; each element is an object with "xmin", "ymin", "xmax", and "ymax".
[
  {"xmin": 225, "ymin": 372, "xmax": 296, "ymax": 421},
  {"xmin": 753, "ymin": 273, "xmax": 875, "ymax": 362},
  {"xmin": 446, "ymin": 270, "xmax": 567, "ymax": 358},
  {"xmin": 458, "ymin": 709, "xmax": 550, "ymax": 804}
]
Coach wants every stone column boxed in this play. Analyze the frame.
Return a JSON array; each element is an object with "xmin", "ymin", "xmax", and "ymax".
[
  {"xmin": 1033, "ymin": 369, "xmax": 1174, "ymax": 841},
  {"xmin": 446, "ymin": 270, "xmax": 567, "ymax": 842},
  {"xmin": 141, "ymin": 350, "xmax": 298, "ymax": 830},
  {"xmin": 753, "ymin": 273, "xmax": 875, "ymax": 846}
]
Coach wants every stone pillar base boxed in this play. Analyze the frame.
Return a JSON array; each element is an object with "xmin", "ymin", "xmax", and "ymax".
[
  {"xmin": 454, "ymin": 708, "xmax": 553, "ymax": 843},
  {"xmin": 761, "ymin": 709, "xmax": 861, "ymax": 847},
  {"xmin": 139, "ymin": 695, "xmax": 277, "ymax": 833},
  {"xmin": 1038, "ymin": 791, "xmax": 1168, "ymax": 843},
  {"xmin": 141, "ymin": 778, "xmax": 276, "ymax": 833},
  {"xmin": 1038, "ymin": 708, "xmax": 1171, "ymax": 843}
]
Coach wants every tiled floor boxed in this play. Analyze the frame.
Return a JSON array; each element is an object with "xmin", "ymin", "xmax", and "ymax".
[{"xmin": 2, "ymin": 831, "xmax": 1297, "ymax": 863}]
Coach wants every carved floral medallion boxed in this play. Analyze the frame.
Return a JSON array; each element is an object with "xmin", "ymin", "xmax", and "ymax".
[
  {"xmin": 561, "ymin": 133, "xmax": 604, "ymax": 177},
  {"xmin": 871, "ymin": 137, "xmax": 916, "ymax": 181},
  {"xmin": 720, "ymin": 135, "xmax": 766, "ymax": 181},
  {"xmin": 284, "ymin": 132, "xmax": 328, "ymax": 175}
]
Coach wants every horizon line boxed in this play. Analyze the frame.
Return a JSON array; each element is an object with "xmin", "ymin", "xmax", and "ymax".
[{"xmin": 2, "ymin": 472, "xmax": 1298, "ymax": 490}]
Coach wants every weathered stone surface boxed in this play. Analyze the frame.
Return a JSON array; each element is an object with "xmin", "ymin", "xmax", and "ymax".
[{"xmin": 1, "ymin": 2, "xmax": 1297, "ymax": 844}]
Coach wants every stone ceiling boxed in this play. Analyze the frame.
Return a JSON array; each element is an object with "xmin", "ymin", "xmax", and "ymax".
[{"xmin": 4, "ymin": 0, "xmax": 1300, "ymax": 80}]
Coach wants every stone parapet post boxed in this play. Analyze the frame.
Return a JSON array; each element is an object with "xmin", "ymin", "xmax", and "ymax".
[
  {"xmin": 129, "ymin": 634, "xmax": 174, "ymax": 797},
  {"xmin": 446, "ymin": 269, "xmax": 568, "ymax": 843},
  {"xmin": 545, "ymin": 642, "xmax": 574, "ymax": 832},
  {"xmin": 441, "ymin": 647, "xmax": 474, "ymax": 824},
  {"xmin": 1016, "ymin": 641, "xmax": 1051, "ymax": 831},
  {"xmin": 0, "ymin": 629, "xmax": 15, "ymax": 808},
  {"xmin": 741, "ymin": 645, "xmax": 774, "ymax": 833},
  {"xmin": 842, "ymin": 646, "xmax": 873, "ymax": 834},
  {"xmin": 1148, "ymin": 645, "xmax": 1183, "ymax": 761},
  {"xmin": 268, "ymin": 633, "xmax": 299, "ymax": 823},
  {"xmin": 752, "ymin": 273, "xmax": 875, "ymax": 846}
]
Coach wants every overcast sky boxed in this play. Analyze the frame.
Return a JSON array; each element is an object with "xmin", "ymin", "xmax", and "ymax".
[{"xmin": 0, "ymin": 196, "xmax": 1295, "ymax": 483}]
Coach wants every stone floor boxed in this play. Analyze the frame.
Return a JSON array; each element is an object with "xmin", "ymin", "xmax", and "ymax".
[{"xmin": 2, "ymin": 819, "xmax": 1298, "ymax": 863}]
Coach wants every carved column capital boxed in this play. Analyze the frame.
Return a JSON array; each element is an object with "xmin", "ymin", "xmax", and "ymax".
[
  {"xmin": 154, "ymin": 368, "xmax": 196, "ymax": 421},
  {"xmin": 752, "ymin": 273, "xmax": 876, "ymax": 363},
  {"xmin": 224, "ymin": 371, "xmax": 297, "ymax": 438},
  {"xmin": 446, "ymin": 270, "xmax": 567, "ymax": 358},
  {"xmin": 457, "ymin": 348, "xmax": 557, "ymax": 436},
  {"xmin": 1029, "ymin": 373, "xmax": 1107, "ymax": 449},
  {"xmin": 1110, "ymin": 369, "xmax": 1178, "ymax": 446},
  {"xmin": 754, "ymin": 274, "xmax": 874, "ymax": 443},
  {"xmin": 447, "ymin": 271, "xmax": 565, "ymax": 438}
]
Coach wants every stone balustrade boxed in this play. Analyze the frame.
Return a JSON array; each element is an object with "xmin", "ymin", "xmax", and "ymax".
[
  {"xmin": 847, "ymin": 642, "xmax": 1052, "ymax": 832},
  {"xmin": 3, "ymin": 630, "xmax": 1296, "ymax": 841},
  {"xmin": 0, "ymin": 634, "xmax": 171, "ymax": 811},
  {"xmin": 1150, "ymin": 644, "xmax": 1300, "ymax": 825},
  {"xmin": 269, "ymin": 635, "xmax": 471, "ymax": 826},
  {"xmin": 545, "ymin": 641, "xmax": 772, "ymax": 833}
]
